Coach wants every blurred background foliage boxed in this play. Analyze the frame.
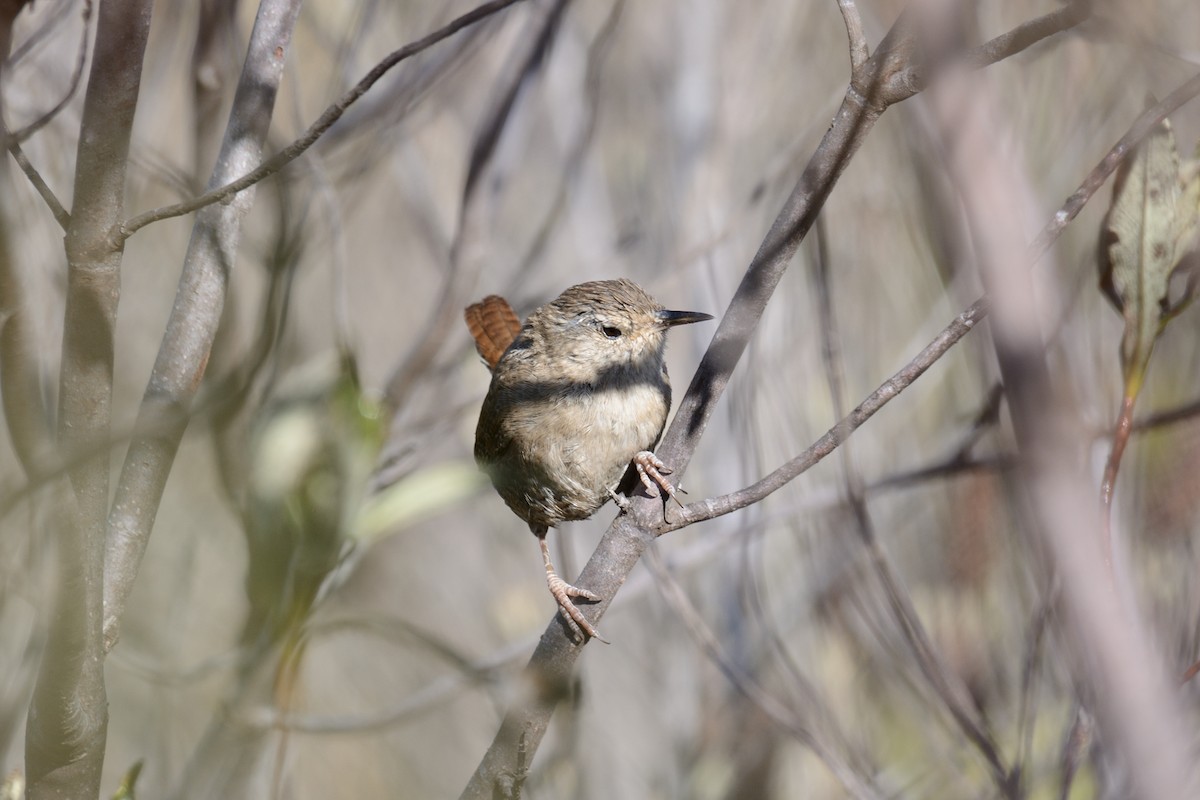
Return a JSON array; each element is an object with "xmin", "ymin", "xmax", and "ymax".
[{"xmin": 2, "ymin": 0, "xmax": 1200, "ymax": 797}]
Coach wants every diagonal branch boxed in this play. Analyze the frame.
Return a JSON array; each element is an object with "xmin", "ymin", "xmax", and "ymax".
[
  {"xmin": 103, "ymin": 0, "xmax": 303, "ymax": 654},
  {"xmin": 382, "ymin": 0, "xmax": 567, "ymax": 416},
  {"xmin": 3, "ymin": 0, "xmax": 93, "ymax": 147},
  {"xmin": 672, "ymin": 67, "xmax": 1200, "ymax": 529},
  {"xmin": 460, "ymin": 5, "xmax": 1094, "ymax": 796},
  {"xmin": 963, "ymin": 0, "xmax": 1089, "ymax": 70},
  {"xmin": 7, "ymin": 141, "xmax": 70, "ymax": 229},
  {"xmin": 670, "ymin": 298, "xmax": 987, "ymax": 528},
  {"xmin": 116, "ymin": 0, "xmax": 526, "ymax": 242},
  {"xmin": 925, "ymin": 46, "xmax": 1194, "ymax": 798}
]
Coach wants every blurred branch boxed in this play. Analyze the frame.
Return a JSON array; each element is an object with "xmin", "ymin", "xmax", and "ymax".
[
  {"xmin": 117, "ymin": 0, "xmax": 527, "ymax": 241},
  {"xmin": 836, "ymin": 0, "xmax": 868, "ymax": 73},
  {"xmin": 963, "ymin": 0, "xmax": 1089, "ymax": 69},
  {"xmin": 1057, "ymin": 704, "xmax": 1093, "ymax": 800},
  {"xmin": 4, "ymin": 0, "xmax": 64, "ymax": 63},
  {"xmin": 190, "ymin": 0, "xmax": 238, "ymax": 179},
  {"xmin": 644, "ymin": 547, "xmax": 885, "ymax": 800},
  {"xmin": 0, "ymin": 6, "xmax": 56, "ymax": 484},
  {"xmin": 671, "ymin": 299, "xmax": 989, "ymax": 527},
  {"xmin": 2, "ymin": 0, "xmax": 92, "ymax": 147},
  {"xmin": 1013, "ymin": 597, "xmax": 1053, "ymax": 795},
  {"xmin": 1027, "ymin": 70, "xmax": 1200, "ymax": 262},
  {"xmin": 0, "ymin": 0, "xmax": 32, "ymax": 66},
  {"xmin": 26, "ymin": 0, "xmax": 154, "ymax": 795},
  {"xmin": 7, "ymin": 141, "xmax": 69, "ymax": 229},
  {"xmin": 1134, "ymin": 396, "xmax": 1200, "ymax": 431},
  {"xmin": 927, "ymin": 35, "xmax": 1194, "ymax": 798},
  {"xmin": 513, "ymin": 0, "xmax": 624, "ymax": 278},
  {"xmin": 812, "ymin": 214, "xmax": 1016, "ymax": 796},
  {"xmin": 0, "ymin": 195, "xmax": 54, "ymax": 479},
  {"xmin": 673, "ymin": 66, "xmax": 1200, "ymax": 529},
  {"xmin": 103, "ymin": 0, "xmax": 303, "ymax": 654},
  {"xmin": 382, "ymin": 0, "xmax": 566, "ymax": 415},
  {"xmin": 0, "ymin": 6, "xmax": 53, "ymax": 495},
  {"xmin": 860, "ymin": 0, "xmax": 1087, "ymax": 108},
  {"xmin": 463, "ymin": 4, "xmax": 1091, "ymax": 795}
]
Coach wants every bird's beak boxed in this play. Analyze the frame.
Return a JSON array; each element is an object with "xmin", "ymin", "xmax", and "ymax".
[{"xmin": 656, "ymin": 309, "xmax": 714, "ymax": 328}]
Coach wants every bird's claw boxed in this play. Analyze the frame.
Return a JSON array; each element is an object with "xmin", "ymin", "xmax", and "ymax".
[
  {"xmin": 540, "ymin": 537, "xmax": 608, "ymax": 643},
  {"xmin": 633, "ymin": 450, "xmax": 684, "ymax": 509}
]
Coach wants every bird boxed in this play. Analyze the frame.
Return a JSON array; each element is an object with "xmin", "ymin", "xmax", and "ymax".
[{"xmin": 466, "ymin": 278, "xmax": 712, "ymax": 642}]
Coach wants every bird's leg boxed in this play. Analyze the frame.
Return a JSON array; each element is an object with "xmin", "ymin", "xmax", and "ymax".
[
  {"xmin": 607, "ymin": 486, "xmax": 631, "ymax": 510},
  {"xmin": 632, "ymin": 450, "xmax": 685, "ymax": 508},
  {"xmin": 538, "ymin": 533, "xmax": 608, "ymax": 643}
]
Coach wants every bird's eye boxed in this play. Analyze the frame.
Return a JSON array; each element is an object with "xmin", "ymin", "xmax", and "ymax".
[{"xmin": 601, "ymin": 325, "xmax": 622, "ymax": 339}]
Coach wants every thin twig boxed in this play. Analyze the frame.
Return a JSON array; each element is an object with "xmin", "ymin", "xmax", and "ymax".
[
  {"xmin": 964, "ymin": 0, "xmax": 1089, "ymax": 69},
  {"xmin": 381, "ymin": 0, "xmax": 565, "ymax": 415},
  {"xmin": 645, "ymin": 547, "xmax": 885, "ymax": 800},
  {"xmin": 929, "ymin": 45, "xmax": 1194, "ymax": 799},
  {"xmin": 669, "ymin": 298, "xmax": 988, "ymax": 528},
  {"xmin": 7, "ymin": 140, "xmax": 69, "ymax": 229},
  {"xmin": 1028, "ymin": 69, "xmax": 1200, "ymax": 264},
  {"xmin": 117, "ymin": 0, "xmax": 526, "ymax": 241},
  {"xmin": 813, "ymin": 213, "xmax": 1016, "ymax": 797},
  {"xmin": 461, "ymin": 5, "xmax": 1100, "ymax": 794},
  {"xmin": 3, "ymin": 0, "xmax": 93, "ymax": 147},
  {"xmin": 672, "ymin": 66, "xmax": 1200, "ymax": 529},
  {"xmin": 103, "ymin": 0, "xmax": 304, "ymax": 654},
  {"xmin": 836, "ymin": 0, "xmax": 869, "ymax": 73}
]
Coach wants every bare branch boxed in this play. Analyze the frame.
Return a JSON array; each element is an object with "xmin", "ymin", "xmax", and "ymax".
[
  {"xmin": 117, "ymin": 0, "xmax": 526, "ymax": 241},
  {"xmin": 460, "ymin": 2, "xmax": 1106, "ymax": 790},
  {"xmin": 644, "ymin": 547, "xmax": 886, "ymax": 800},
  {"xmin": 836, "ymin": 0, "xmax": 869, "ymax": 73},
  {"xmin": 1027, "ymin": 69, "xmax": 1200, "ymax": 263},
  {"xmin": 3, "ymin": 0, "xmax": 93, "ymax": 147},
  {"xmin": 102, "ymin": 0, "xmax": 303, "ymax": 654},
  {"xmin": 670, "ymin": 299, "xmax": 988, "ymax": 528},
  {"xmin": 926, "ymin": 42, "xmax": 1194, "ymax": 799},
  {"xmin": 27, "ymin": 0, "xmax": 154, "ymax": 794},
  {"xmin": 671, "ymin": 65, "xmax": 1200, "ymax": 529},
  {"xmin": 856, "ymin": 1, "xmax": 1088, "ymax": 110},
  {"xmin": 7, "ymin": 140, "xmax": 69, "ymax": 229},
  {"xmin": 813, "ymin": 220, "xmax": 1015, "ymax": 795},
  {"xmin": 382, "ymin": 0, "xmax": 566, "ymax": 415},
  {"xmin": 963, "ymin": 0, "xmax": 1089, "ymax": 70}
]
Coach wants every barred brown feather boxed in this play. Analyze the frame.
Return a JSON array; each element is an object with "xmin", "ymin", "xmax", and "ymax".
[{"xmin": 464, "ymin": 295, "xmax": 522, "ymax": 371}]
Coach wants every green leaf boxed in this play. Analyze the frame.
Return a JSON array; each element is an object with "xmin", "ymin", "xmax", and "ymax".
[
  {"xmin": 111, "ymin": 760, "xmax": 144, "ymax": 800},
  {"xmin": 351, "ymin": 461, "xmax": 487, "ymax": 545},
  {"xmin": 1098, "ymin": 116, "xmax": 1198, "ymax": 395}
]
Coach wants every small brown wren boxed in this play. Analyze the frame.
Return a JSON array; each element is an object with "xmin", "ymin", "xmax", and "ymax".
[{"xmin": 466, "ymin": 279, "xmax": 712, "ymax": 642}]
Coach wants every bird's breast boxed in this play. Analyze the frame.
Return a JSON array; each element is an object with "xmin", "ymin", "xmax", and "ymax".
[{"xmin": 476, "ymin": 372, "xmax": 671, "ymax": 527}]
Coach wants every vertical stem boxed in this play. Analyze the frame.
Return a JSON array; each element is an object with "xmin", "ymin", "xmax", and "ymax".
[
  {"xmin": 103, "ymin": 0, "xmax": 303, "ymax": 653},
  {"xmin": 26, "ymin": 1, "xmax": 154, "ymax": 797},
  {"xmin": 1099, "ymin": 391, "xmax": 1136, "ymax": 569}
]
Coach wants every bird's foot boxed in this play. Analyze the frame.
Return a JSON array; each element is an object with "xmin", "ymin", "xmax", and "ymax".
[
  {"xmin": 633, "ymin": 450, "xmax": 685, "ymax": 509},
  {"xmin": 540, "ymin": 537, "xmax": 608, "ymax": 643},
  {"xmin": 608, "ymin": 487, "xmax": 631, "ymax": 510}
]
